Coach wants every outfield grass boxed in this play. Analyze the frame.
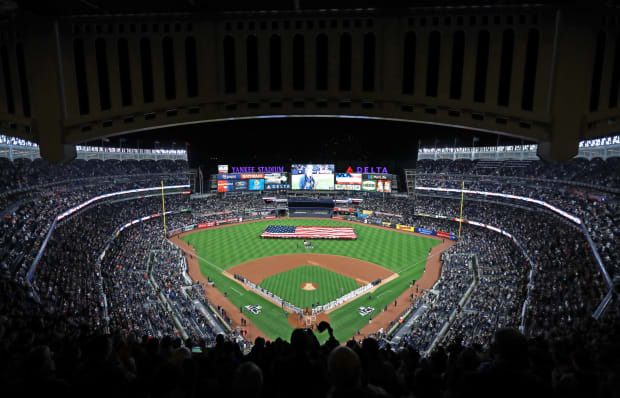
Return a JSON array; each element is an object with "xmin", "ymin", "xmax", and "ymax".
[
  {"xmin": 259, "ymin": 265, "xmax": 360, "ymax": 309},
  {"xmin": 181, "ymin": 219, "xmax": 439, "ymax": 342}
]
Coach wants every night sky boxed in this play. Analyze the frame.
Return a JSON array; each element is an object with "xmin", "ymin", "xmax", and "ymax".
[{"xmin": 91, "ymin": 117, "xmax": 529, "ymax": 176}]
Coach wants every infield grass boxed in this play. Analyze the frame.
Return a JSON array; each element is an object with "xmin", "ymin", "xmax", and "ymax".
[
  {"xmin": 181, "ymin": 218, "xmax": 440, "ymax": 343},
  {"xmin": 259, "ymin": 265, "xmax": 360, "ymax": 309}
]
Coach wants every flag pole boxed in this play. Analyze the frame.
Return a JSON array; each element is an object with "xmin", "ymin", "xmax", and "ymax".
[
  {"xmin": 458, "ymin": 180, "xmax": 465, "ymax": 239},
  {"xmin": 161, "ymin": 180, "xmax": 167, "ymax": 238}
]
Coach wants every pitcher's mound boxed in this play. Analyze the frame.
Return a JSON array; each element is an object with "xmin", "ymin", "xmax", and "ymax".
[{"xmin": 300, "ymin": 282, "xmax": 318, "ymax": 291}]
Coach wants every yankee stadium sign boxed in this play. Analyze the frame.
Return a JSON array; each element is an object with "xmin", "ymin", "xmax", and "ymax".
[{"xmin": 230, "ymin": 166, "xmax": 285, "ymax": 173}]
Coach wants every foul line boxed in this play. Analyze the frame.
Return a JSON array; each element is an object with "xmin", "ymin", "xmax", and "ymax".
[
  {"xmin": 192, "ymin": 252, "xmax": 225, "ymax": 273},
  {"xmin": 396, "ymin": 249, "xmax": 445, "ymax": 274},
  {"xmin": 230, "ymin": 287, "xmax": 244, "ymax": 296}
]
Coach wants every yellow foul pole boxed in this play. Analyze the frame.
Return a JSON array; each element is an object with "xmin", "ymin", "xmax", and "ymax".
[
  {"xmin": 161, "ymin": 180, "xmax": 167, "ymax": 238},
  {"xmin": 458, "ymin": 180, "xmax": 465, "ymax": 239}
]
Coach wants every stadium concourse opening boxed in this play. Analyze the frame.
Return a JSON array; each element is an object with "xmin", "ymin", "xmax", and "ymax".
[{"xmin": 287, "ymin": 199, "xmax": 335, "ymax": 218}]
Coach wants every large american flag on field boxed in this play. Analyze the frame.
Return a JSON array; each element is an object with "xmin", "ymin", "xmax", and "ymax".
[{"xmin": 261, "ymin": 225, "xmax": 357, "ymax": 240}]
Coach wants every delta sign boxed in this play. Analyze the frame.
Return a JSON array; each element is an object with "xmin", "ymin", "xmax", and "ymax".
[{"xmin": 345, "ymin": 166, "xmax": 389, "ymax": 174}]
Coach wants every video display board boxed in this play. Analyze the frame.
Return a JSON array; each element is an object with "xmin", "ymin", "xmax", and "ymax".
[
  {"xmin": 291, "ymin": 164, "xmax": 335, "ymax": 190},
  {"xmin": 361, "ymin": 178, "xmax": 392, "ymax": 192},
  {"xmin": 377, "ymin": 180, "xmax": 392, "ymax": 192},
  {"xmin": 264, "ymin": 173, "xmax": 290, "ymax": 190},
  {"xmin": 216, "ymin": 172, "xmax": 272, "ymax": 192},
  {"xmin": 218, "ymin": 180, "xmax": 233, "ymax": 192},
  {"xmin": 249, "ymin": 179, "xmax": 265, "ymax": 191},
  {"xmin": 335, "ymin": 173, "xmax": 362, "ymax": 191},
  {"xmin": 234, "ymin": 180, "xmax": 249, "ymax": 191},
  {"xmin": 361, "ymin": 180, "xmax": 377, "ymax": 191}
]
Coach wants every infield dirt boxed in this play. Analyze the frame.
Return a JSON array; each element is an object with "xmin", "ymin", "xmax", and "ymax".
[{"xmin": 227, "ymin": 253, "xmax": 393, "ymax": 285}]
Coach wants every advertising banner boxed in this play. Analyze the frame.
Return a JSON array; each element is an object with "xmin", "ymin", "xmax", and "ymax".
[
  {"xmin": 332, "ymin": 216, "xmax": 343, "ymax": 220},
  {"xmin": 198, "ymin": 222, "xmax": 216, "ymax": 229},
  {"xmin": 361, "ymin": 180, "xmax": 377, "ymax": 192},
  {"xmin": 377, "ymin": 180, "xmax": 392, "ymax": 193},
  {"xmin": 334, "ymin": 207, "xmax": 355, "ymax": 212},
  {"xmin": 217, "ymin": 173, "xmax": 242, "ymax": 180},
  {"xmin": 241, "ymin": 173, "xmax": 264, "ymax": 180},
  {"xmin": 381, "ymin": 222, "xmax": 392, "ymax": 228},
  {"xmin": 335, "ymin": 173, "xmax": 362, "ymax": 191},
  {"xmin": 215, "ymin": 218, "xmax": 240, "ymax": 226},
  {"xmin": 167, "ymin": 228, "xmax": 182, "ymax": 237},
  {"xmin": 218, "ymin": 165, "xmax": 228, "ymax": 174},
  {"xmin": 414, "ymin": 227, "xmax": 437, "ymax": 236},
  {"xmin": 362, "ymin": 210, "xmax": 374, "ymax": 215},
  {"xmin": 264, "ymin": 215, "xmax": 276, "ymax": 219},
  {"xmin": 265, "ymin": 183, "xmax": 291, "ymax": 190},
  {"xmin": 335, "ymin": 184, "xmax": 361, "ymax": 191},
  {"xmin": 363, "ymin": 174, "xmax": 390, "ymax": 180},
  {"xmin": 375, "ymin": 211, "xmax": 402, "ymax": 218},
  {"xmin": 264, "ymin": 173, "xmax": 288, "ymax": 184},
  {"xmin": 249, "ymin": 179, "xmax": 265, "ymax": 191},
  {"xmin": 217, "ymin": 180, "xmax": 232, "ymax": 192},
  {"xmin": 397, "ymin": 225, "xmax": 415, "ymax": 232},
  {"xmin": 183, "ymin": 224, "xmax": 196, "ymax": 232},
  {"xmin": 204, "ymin": 210, "xmax": 234, "ymax": 217},
  {"xmin": 234, "ymin": 180, "xmax": 249, "ymax": 191}
]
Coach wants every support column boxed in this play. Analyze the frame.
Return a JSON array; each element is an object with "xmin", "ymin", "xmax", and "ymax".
[
  {"xmin": 537, "ymin": 6, "xmax": 595, "ymax": 161},
  {"xmin": 26, "ymin": 16, "xmax": 75, "ymax": 163}
]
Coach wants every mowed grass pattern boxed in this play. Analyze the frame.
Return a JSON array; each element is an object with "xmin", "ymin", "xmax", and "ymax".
[
  {"xmin": 259, "ymin": 265, "xmax": 360, "ymax": 309},
  {"xmin": 181, "ymin": 219, "xmax": 440, "ymax": 342},
  {"xmin": 182, "ymin": 219, "xmax": 434, "ymax": 271}
]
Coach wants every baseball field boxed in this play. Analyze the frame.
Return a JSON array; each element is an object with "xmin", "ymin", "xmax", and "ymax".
[{"xmin": 179, "ymin": 218, "xmax": 441, "ymax": 343}]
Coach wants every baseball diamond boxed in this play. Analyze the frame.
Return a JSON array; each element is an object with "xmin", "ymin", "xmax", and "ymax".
[
  {"xmin": 258, "ymin": 265, "xmax": 361, "ymax": 309},
  {"xmin": 176, "ymin": 218, "xmax": 441, "ymax": 342}
]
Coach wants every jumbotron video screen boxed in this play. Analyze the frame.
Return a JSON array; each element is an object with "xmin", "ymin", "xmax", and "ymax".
[{"xmin": 291, "ymin": 164, "xmax": 335, "ymax": 190}]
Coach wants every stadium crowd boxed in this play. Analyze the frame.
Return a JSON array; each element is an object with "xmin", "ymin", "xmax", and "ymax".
[
  {"xmin": 0, "ymin": 155, "xmax": 618, "ymax": 397},
  {"xmin": 0, "ymin": 157, "xmax": 188, "ymax": 193},
  {"xmin": 1, "ymin": 274, "xmax": 619, "ymax": 398},
  {"xmin": 1, "ymin": 158, "xmax": 190, "ymax": 288},
  {"xmin": 415, "ymin": 158, "xmax": 619, "ymax": 277},
  {"xmin": 416, "ymin": 157, "xmax": 620, "ymax": 188},
  {"xmin": 407, "ymin": 198, "xmax": 608, "ymax": 338}
]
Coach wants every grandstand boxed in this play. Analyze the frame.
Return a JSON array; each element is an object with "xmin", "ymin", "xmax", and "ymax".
[{"xmin": 1, "ymin": 130, "xmax": 618, "ymax": 396}]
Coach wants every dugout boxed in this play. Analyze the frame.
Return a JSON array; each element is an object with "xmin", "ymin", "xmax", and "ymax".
[{"xmin": 288, "ymin": 199, "xmax": 334, "ymax": 218}]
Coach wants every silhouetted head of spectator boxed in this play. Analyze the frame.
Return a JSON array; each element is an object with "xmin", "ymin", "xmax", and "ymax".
[
  {"xmin": 346, "ymin": 339, "xmax": 360, "ymax": 352},
  {"xmin": 146, "ymin": 336, "xmax": 160, "ymax": 356},
  {"xmin": 290, "ymin": 328, "xmax": 309, "ymax": 353},
  {"xmin": 215, "ymin": 333, "xmax": 225, "ymax": 347},
  {"xmin": 232, "ymin": 361, "xmax": 263, "ymax": 398},
  {"xmin": 328, "ymin": 346, "xmax": 362, "ymax": 392},
  {"xmin": 26, "ymin": 345, "xmax": 55, "ymax": 379},
  {"xmin": 88, "ymin": 335, "xmax": 112, "ymax": 362},
  {"xmin": 362, "ymin": 337, "xmax": 379, "ymax": 357},
  {"xmin": 173, "ymin": 346, "xmax": 191, "ymax": 363},
  {"xmin": 254, "ymin": 336, "xmax": 265, "ymax": 349},
  {"xmin": 490, "ymin": 328, "xmax": 528, "ymax": 369},
  {"xmin": 171, "ymin": 337, "xmax": 182, "ymax": 350}
]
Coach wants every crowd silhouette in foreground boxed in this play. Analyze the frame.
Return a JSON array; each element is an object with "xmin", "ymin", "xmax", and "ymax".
[{"xmin": 1, "ymin": 276, "xmax": 619, "ymax": 398}]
